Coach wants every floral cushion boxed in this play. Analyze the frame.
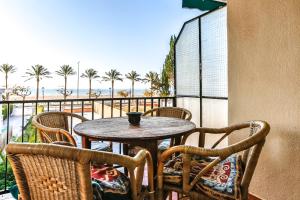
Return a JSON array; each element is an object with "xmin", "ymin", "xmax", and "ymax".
[
  {"xmin": 163, "ymin": 154, "xmax": 243, "ymax": 200},
  {"xmin": 91, "ymin": 165, "xmax": 131, "ymax": 200}
]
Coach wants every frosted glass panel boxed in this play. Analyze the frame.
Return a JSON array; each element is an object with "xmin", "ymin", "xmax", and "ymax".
[
  {"xmin": 176, "ymin": 18, "xmax": 200, "ymax": 96},
  {"xmin": 201, "ymin": 7, "xmax": 227, "ymax": 97},
  {"xmin": 175, "ymin": 8, "xmax": 228, "ymax": 148},
  {"xmin": 202, "ymin": 98, "xmax": 228, "ymax": 128},
  {"xmin": 176, "ymin": 97, "xmax": 201, "ymax": 127},
  {"xmin": 176, "ymin": 97, "xmax": 201, "ymax": 147},
  {"xmin": 202, "ymin": 98, "xmax": 228, "ymax": 147}
]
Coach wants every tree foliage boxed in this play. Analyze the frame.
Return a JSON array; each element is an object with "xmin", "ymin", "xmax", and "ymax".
[
  {"xmin": 117, "ymin": 90, "xmax": 129, "ymax": 98},
  {"xmin": 0, "ymin": 116, "xmax": 37, "ymax": 190},
  {"xmin": 143, "ymin": 71, "xmax": 160, "ymax": 96},
  {"xmin": 12, "ymin": 86, "xmax": 31, "ymax": 100},
  {"xmin": 55, "ymin": 65, "xmax": 76, "ymax": 77},
  {"xmin": 102, "ymin": 69, "xmax": 123, "ymax": 98},
  {"xmin": 157, "ymin": 35, "xmax": 176, "ymax": 97},
  {"xmin": 81, "ymin": 68, "xmax": 100, "ymax": 99},
  {"xmin": 125, "ymin": 70, "xmax": 141, "ymax": 97},
  {"xmin": 56, "ymin": 65, "xmax": 76, "ymax": 100},
  {"xmin": 25, "ymin": 65, "xmax": 51, "ymax": 100},
  {"xmin": 2, "ymin": 104, "xmax": 13, "ymax": 120},
  {"xmin": 159, "ymin": 67, "xmax": 170, "ymax": 96},
  {"xmin": 163, "ymin": 35, "xmax": 176, "ymax": 87},
  {"xmin": 0, "ymin": 63, "xmax": 17, "ymax": 99}
]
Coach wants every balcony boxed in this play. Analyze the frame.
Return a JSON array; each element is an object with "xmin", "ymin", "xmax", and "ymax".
[{"xmin": 0, "ymin": 0, "xmax": 299, "ymax": 199}]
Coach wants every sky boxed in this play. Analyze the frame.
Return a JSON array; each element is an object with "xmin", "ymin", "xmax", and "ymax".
[{"xmin": 0, "ymin": 0, "xmax": 201, "ymax": 90}]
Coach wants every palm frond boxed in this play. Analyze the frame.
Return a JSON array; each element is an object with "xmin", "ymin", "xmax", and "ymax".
[
  {"xmin": 102, "ymin": 69, "xmax": 123, "ymax": 81},
  {"xmin": 0, "ymin": 64, "xmax": 16, "ymax": 74},
  {"xmin": 81, "ymin": 68, "xmax": 99, "ymax": 79}
]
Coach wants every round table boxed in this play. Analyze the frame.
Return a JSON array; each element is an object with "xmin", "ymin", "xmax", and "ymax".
[{"xmin": 73, "ymin": 116, "xmax": 196, "ymax": 173}]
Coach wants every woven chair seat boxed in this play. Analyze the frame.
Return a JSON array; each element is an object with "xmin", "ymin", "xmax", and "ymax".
[
  {"xmin": 92, "ymin": 165, "xmax": 131, "ymax": 200},
  {"xmin": 163, "ymin": 154, "xmax": 243, "ymax": 200}
]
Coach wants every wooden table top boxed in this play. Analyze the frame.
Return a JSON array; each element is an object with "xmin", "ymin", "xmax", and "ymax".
[{"xmin": 73, "ymin": 117, "xmax": 196, "ymax": 142}]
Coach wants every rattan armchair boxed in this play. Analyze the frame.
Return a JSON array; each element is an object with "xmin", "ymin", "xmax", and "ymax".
[
  {"xmin": 143, "ymin": 107, "xmax": 192, "ymax": 151},
  {"xmin": 7, "ymin": 143, "xmax": 154, "ymax": 200},
  {"xmin": 32, "ymin": 111, "xmax": 111, "ymax": 151},
  {"xmin": 142, "ymin": 107, "xmax": 192, "ymax": 121},
  {"xmin": 157, "ymin": 120, "xmax": 270, "ymax": 200}
]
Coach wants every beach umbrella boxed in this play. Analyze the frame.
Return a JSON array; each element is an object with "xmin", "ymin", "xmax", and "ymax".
[{"xmin": 182, "ymin": 0, "xmax": 226, "ymax": 11}]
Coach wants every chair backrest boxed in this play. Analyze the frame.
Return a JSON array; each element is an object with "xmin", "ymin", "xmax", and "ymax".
[
  {"xmin": 158, "ymin": 121, "xmax": 270, "ymax": 199},
  {"xmin": 7, "ymin": 143, "xmax": 93, "ymax": 200},
  {"xmin": 7, "ymin": 143, "xmax": 154, "ymax": 200},
  {"xmin": 32, "ymin": 112, "xmax": 87, "ymax": 146},
  {"xmin": 143, "ymin": 107, "xmax": 192, "ymax": 121},
  {"xmin": 37, "ymin": 112, "xmax": 70, "ymax": 131}
]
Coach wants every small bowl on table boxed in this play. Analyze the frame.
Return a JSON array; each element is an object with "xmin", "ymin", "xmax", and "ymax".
[{"xmin": 126, "ymin": 112, "xmax": 142, "ymax": 125}]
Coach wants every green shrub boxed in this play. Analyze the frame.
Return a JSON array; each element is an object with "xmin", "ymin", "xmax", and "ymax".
[
  {"xmin": 16, "ymin": 117, "xmax": 37, "ymax": 143},
  {"xmin": 0, "ymin": 153, "xmax": 15, "ymax": 191},
  {"xmin": 0, "ymin": 116, "xmax": 37, "ymax": 191},
  {"xmin": 2, "ymin": 104, "xmax": 14, "ymax": 120}
]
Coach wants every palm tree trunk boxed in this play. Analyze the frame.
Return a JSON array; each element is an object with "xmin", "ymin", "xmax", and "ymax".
[
  {"xmin": 36, "ymin": 78, "xmax": 39, "ymax": 100},
  {"xmin": 89, "ymin": 79, "xmax": 92, "ymax": 99},
  {"xmin": 5, "ymin": 74, "xmax": 8, "ymax": 100},
  {"xmin": 5, "ymin": 74, "xmax": 8, "ymax": 90},
  {"xmin": 132, "ymin": 81, "xmax": 134, "ymax": 98},
  {"xmin": 150, "ymin": 81, "xmax": 153, "ymax": 97},
  {"xmin": 112, "ymin": 80, "xmax": 114, "ymax": 99},
  {"xmin": 64, "ymin": 76, "xmax": 67, "ymax": 100}
]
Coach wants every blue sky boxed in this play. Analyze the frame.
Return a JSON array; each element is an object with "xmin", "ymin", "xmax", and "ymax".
[{"xmin": 0, "ymin": 0, "xmax": 201, "ymax": 90}]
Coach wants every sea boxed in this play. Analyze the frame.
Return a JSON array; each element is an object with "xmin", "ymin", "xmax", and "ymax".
[{"xmin": 29, "ymin": 88, "xmax": 146, "ymax": 97}]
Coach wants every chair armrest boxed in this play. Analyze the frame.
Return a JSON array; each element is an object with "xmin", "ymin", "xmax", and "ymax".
[
  {"xmin": 142, "ymin": 109, "xmax": 155, "ymax": 116},
  {"xmin": 181, "ymin": 123, "xmax": 250, "ymax": 148},
  {"xmin": 32, "ymin": 117, "xmax": 77, "ymax": 146}
]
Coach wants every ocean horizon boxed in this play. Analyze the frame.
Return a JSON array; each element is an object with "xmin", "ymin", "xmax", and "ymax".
[{"xmin": 29, "ymin": 88, "xmax": 147, "ymax": 97}]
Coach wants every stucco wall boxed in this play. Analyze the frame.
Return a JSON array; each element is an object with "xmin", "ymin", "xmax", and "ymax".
[{"xmin": 228, "ymin": 0, "xmax": 300, "ymax": 199}]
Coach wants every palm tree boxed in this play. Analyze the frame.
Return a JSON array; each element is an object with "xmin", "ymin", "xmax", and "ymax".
[
  {"xmin": 56, "ymin": 65, "xmax": 76, "ymax": 100},
  {"xmin": 125, "ymin": 70, "xmax": 141, "ymax": 97},
  {"xmin": 25, "ymin": 65, "xmax": 51, "ymax": 100},
  {"xmin": 0, "ymin": 64, "xmax": 16, "ymax": 100},
  {"xmin": 102, "ymin": 69, "xmax": 123, "ymax": 98},
  {"xmin": 143, "ymin": 71, "xmax": 159, "ymax": 97},
  {"xmin": 81, "ymin": 68, "xmax": 100, "ymax": 99}
]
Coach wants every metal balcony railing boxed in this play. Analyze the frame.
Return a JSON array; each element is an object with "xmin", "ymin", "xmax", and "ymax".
[{"xmin": 0, "ymin": 96, "xmax": 176, "ymax": 194}]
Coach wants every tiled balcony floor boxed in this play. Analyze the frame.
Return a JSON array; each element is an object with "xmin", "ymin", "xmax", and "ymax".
[{"xmin": 0, "ymin": 194, "xmax": 14, "ymax": 200}]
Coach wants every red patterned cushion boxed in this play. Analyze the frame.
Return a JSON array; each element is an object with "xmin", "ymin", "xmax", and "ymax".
[
  {"xmin": 91, "ymin": 165, "xmax": 131, "ymax": 200},
  {"xmin": 163, "ymin": 155, "xmax": 242, "ymax": 200}
]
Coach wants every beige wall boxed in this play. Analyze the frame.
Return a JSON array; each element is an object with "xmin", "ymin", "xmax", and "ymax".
[{"xmin": 228, "ymin": 0, "xmax": 300, "ymax": 199}]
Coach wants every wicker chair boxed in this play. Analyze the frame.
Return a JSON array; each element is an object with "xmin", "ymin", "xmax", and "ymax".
[
  {"xmin": 32, "ymin": 111, "xmax": 111, "ymax": 151},
  {"xmin": 143, "ymin": 107, "xmax": 192, "ymax": 151},
  {"xmin": 157, "ymin": 120, "xmax": 270, "ymax": 200},
  {"xmin": 142, "ymin": 107, "xmax": 192, "ymax": 120},
  {"xmin": 6, "ymin": 143, "xmax": 154, "ymax": 200}
]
